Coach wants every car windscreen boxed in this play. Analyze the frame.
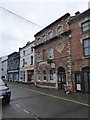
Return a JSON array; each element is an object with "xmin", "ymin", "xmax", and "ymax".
[{"xmin": 0, "ymin": 79, "xmax": 5, "ymax": 86}]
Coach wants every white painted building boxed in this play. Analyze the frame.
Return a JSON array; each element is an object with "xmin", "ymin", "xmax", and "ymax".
[
  {"xmin": 0, "ymin": 56, "xmax": 8, "ymax": 80},
  {"xmin": 19, "ymin": 41, "xmax": 35, "ymax": 83}
]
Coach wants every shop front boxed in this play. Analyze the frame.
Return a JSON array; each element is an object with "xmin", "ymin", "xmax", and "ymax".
[{"xmin": 75, "ymin": 67, "xmax": 90, "ymax": 93}]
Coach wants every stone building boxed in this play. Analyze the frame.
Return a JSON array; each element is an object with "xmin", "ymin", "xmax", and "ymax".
[{"xmin": 70, "ymin": 9, "xmax": 90, "ymax": 93}]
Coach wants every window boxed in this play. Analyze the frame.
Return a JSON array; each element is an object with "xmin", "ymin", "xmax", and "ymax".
[
  {"xmin": 22, "ymin": 59, "xmax": 25, "ymax": 67},
  {"xmin": 48, "ymin": 48, "xmax": 54, "ymax": 59},
  {"xmin": 48, "ymin": 31, "xmax": 53, "ymax": 40},
  {"xmin": 37, "ymin": 37, "xmax": 41, "ymax": 44},
  {"xmin": 31, "ymin": 46, "xmax": 33, "ymax": 52},
  {"xmin": 23, "ymin": 50, "xmax": 25, "ymax": 56},
  {"xmin": 37, "ymin": 70, "xmax": 40, "ymax": 80},
  {"xmin": 43, "ymin": 70, "xmax": 46, "ymax": 80},
  {"xmin": 42, "ymin": 34, "xmax": 46, "ymax": 42},
  {"xmin": 83, "ymin": 38, "xmax": 90, "ymax": 56},
  {"xmin": 31, "ymin": 56, "xmax": 33, "ymax": 65},
  {"xmin": 81, "ymin": 20, "xmax": 90, "ymax": 32},
  {"xmin": 57, "ymin": 26, "xmax": 63, "ymax": 35},
  {"xmin": 50, "ymin": 70, "xmax": 53, "ymax": 81},
  {"xmin": 76, "ymin": 74, "xmax": 81, "ymax": 83},
  {"xmin": 37, "ymin": 51, "xmax": 42, "ymax": 62}
]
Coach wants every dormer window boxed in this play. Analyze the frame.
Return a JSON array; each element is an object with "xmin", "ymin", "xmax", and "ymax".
[
  {"xmin": 48, "ymin": 30, "xmax": 53, "ymax": 40},
  {"xmin": 57, "ymin": 26, "xmax": 63, "ymax": 35}
]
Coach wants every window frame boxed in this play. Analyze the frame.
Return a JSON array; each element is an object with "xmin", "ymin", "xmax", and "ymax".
[
  {"xmin": 48, "ymin": 48, "xmax": 54, "ymax": 59},
  {"xmin": 30, "ymin": 56, "xmax": 33, "ymax": 65},
  {"xmin": 48, "ymin": 30, "xmax": 53, "ymax": 40},
  {"xmin": 81, "ymin": 20, "xmax": 90, "ymax": 32},
  {"xmin": 56, "ymin": 25, "xmax": 63, "ymax": 35},
  {"xmin": 83, "ymin": 38, "xmax": 90, "ymax": 57},
  {"xmin": 37, "ymin": 70, "xmax": 40, "ymax": 81},
  {"xmin": 43, "ymin": 70, "xmax": 46, "ymax": 81}
]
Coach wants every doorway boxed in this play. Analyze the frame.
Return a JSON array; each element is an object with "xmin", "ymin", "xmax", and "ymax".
[
  {"xmin": 58, "ymin": 67, "xmax": 66, "ymax": 89},
  {"xmin": 82, "ymin": 67, "xmax": 90, "ymax": 94}
]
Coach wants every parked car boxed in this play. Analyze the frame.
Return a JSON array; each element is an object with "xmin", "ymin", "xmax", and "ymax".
[{"xmin": 0, "ymin": 79, "xmax": 11, "ymax": 103}]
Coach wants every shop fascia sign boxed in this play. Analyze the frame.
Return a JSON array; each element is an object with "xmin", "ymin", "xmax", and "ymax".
[{"xmin": 39, "ymin": 61, "xmax": 50, "ymax": 68}]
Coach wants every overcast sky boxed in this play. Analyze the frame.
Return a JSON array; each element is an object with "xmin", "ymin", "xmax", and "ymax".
[{"xmin": 0, "ymin": 0, "xmax": 89, "ymax": 57}]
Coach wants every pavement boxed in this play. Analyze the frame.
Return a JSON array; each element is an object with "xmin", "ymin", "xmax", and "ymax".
[{"xmin": 5, "ymin": 81, "xmax": 89, "ymax": 106}]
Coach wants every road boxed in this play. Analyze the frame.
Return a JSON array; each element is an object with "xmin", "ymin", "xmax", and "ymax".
[{"xmin": 2, "ymin": 82, "xmax": 89, "ymax": 119}]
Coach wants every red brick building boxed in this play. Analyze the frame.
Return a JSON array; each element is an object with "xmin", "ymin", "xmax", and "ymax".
[
  {"xmin": 70, "ymin": 10, "xmax": 90, "ymax": 93},
  {"xmin": 34, "ymin": 9, "xmax": 90, "ymax": 93}
]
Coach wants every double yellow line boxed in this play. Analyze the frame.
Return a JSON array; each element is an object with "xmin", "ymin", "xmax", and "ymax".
[{"xmin": 16, "ymin": 85, "xmax": 90, "ymax": 107}]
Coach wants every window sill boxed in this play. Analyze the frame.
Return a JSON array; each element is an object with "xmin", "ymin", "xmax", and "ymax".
[{"xmin": 82, "ymin": 56, "xmax": 90, "ymax": 59}]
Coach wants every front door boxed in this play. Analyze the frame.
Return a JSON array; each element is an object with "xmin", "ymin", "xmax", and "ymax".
[
  {"xmin": 58, "ymin": 67, "xmax": 66, "ymax": 89},
  {"xmin": 82, "ymin": 67, "xmax": 90, "ymax": 94}
]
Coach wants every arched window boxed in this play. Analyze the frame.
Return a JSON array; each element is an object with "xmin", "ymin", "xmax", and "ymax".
[
  {"xmin": 42, "ymin": 34, "xmax": 46, "ymax": 42},
  {"xmin": 48, "ymin": 30, "xmax": 53, "ymax": 40},
  {"xmin": 57, "ymin": 26, "xmax": 63, "ymax": 35}
]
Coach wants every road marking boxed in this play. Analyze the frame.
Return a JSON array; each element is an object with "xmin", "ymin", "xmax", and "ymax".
[
  {"xmin": 23, "ymin": 109, "xmax": 29, "ymax": 114},
  {"xmin": 15, "ymin": 85, "xmax": 90, "ymax": 107},
  {"xmin": 16, "ymin": 104, "xmax": 20, "ymax": 108}
]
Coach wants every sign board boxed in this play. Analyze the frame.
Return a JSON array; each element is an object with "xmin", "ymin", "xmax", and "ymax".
[{"xmin": 77, "ymin": 84, "xmax": 81, "ymax": 91}]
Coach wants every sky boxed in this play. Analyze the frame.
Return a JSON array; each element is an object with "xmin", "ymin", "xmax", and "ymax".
[{"xmin": 0, "ymin": 0, "xmax": 89, "ymax": 57}]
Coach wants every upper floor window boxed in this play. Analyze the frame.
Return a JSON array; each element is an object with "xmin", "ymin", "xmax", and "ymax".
[
  {"xmin": 48, "ymin": 31, "xmax": 53, "ymax": 40},
  {"xmin": 23, "ymin": 50, "xmax": 25, "ymax": 56},
  {"xmin": 22, "ymin": 59, "xmax": 25, "ymax": 67},
  {"xmin": 42, "ymin": 34, "xmax": 46, "ymax": 42},
  {"xmin": 30, "ymin": 56, "xmax": 33, "ymax": 65},
  {"xmin": 37, "ymin": 37, "xmax": 41, "ymax": 44},
  {"xmin": 81, "ymin": 20, "xmax": 90, "ymax": 32},
  {"xmin": 83, "ymin": 38, "xmax": 90, "ymax": 56},
  {"xmin": 57, "ymin": 26, "xmax": 63, "ymax": 35},
  {"xmin": 37, "ymin": 51, "xmax": 42, "ymax": 62},
  {"xmin": 31, "ymin": 46, "xmax": 33, "ymax": 52},
  {"xmin": 48, "ymin": 48, "xmax": 54, "ymax": 59}
]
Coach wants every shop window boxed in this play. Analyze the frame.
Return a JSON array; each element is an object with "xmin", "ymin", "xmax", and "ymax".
[
  {"xmin": 43, "ymin": 70, "xmax": 46, "ymax": 80},
  {"xmin": 83, "ymin": 38, "xmax": 90, "ymax": 56},
  {"xmin": 81, "ymin": 20, "xmax": 90, "ymax": 32},
  {"xmin": 37, "ymin": 70, "xmax": 40, "ymax": 80},
  {"xmin": 50, "ymin": 70, "xmax": 53, "ymax": 81}
]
